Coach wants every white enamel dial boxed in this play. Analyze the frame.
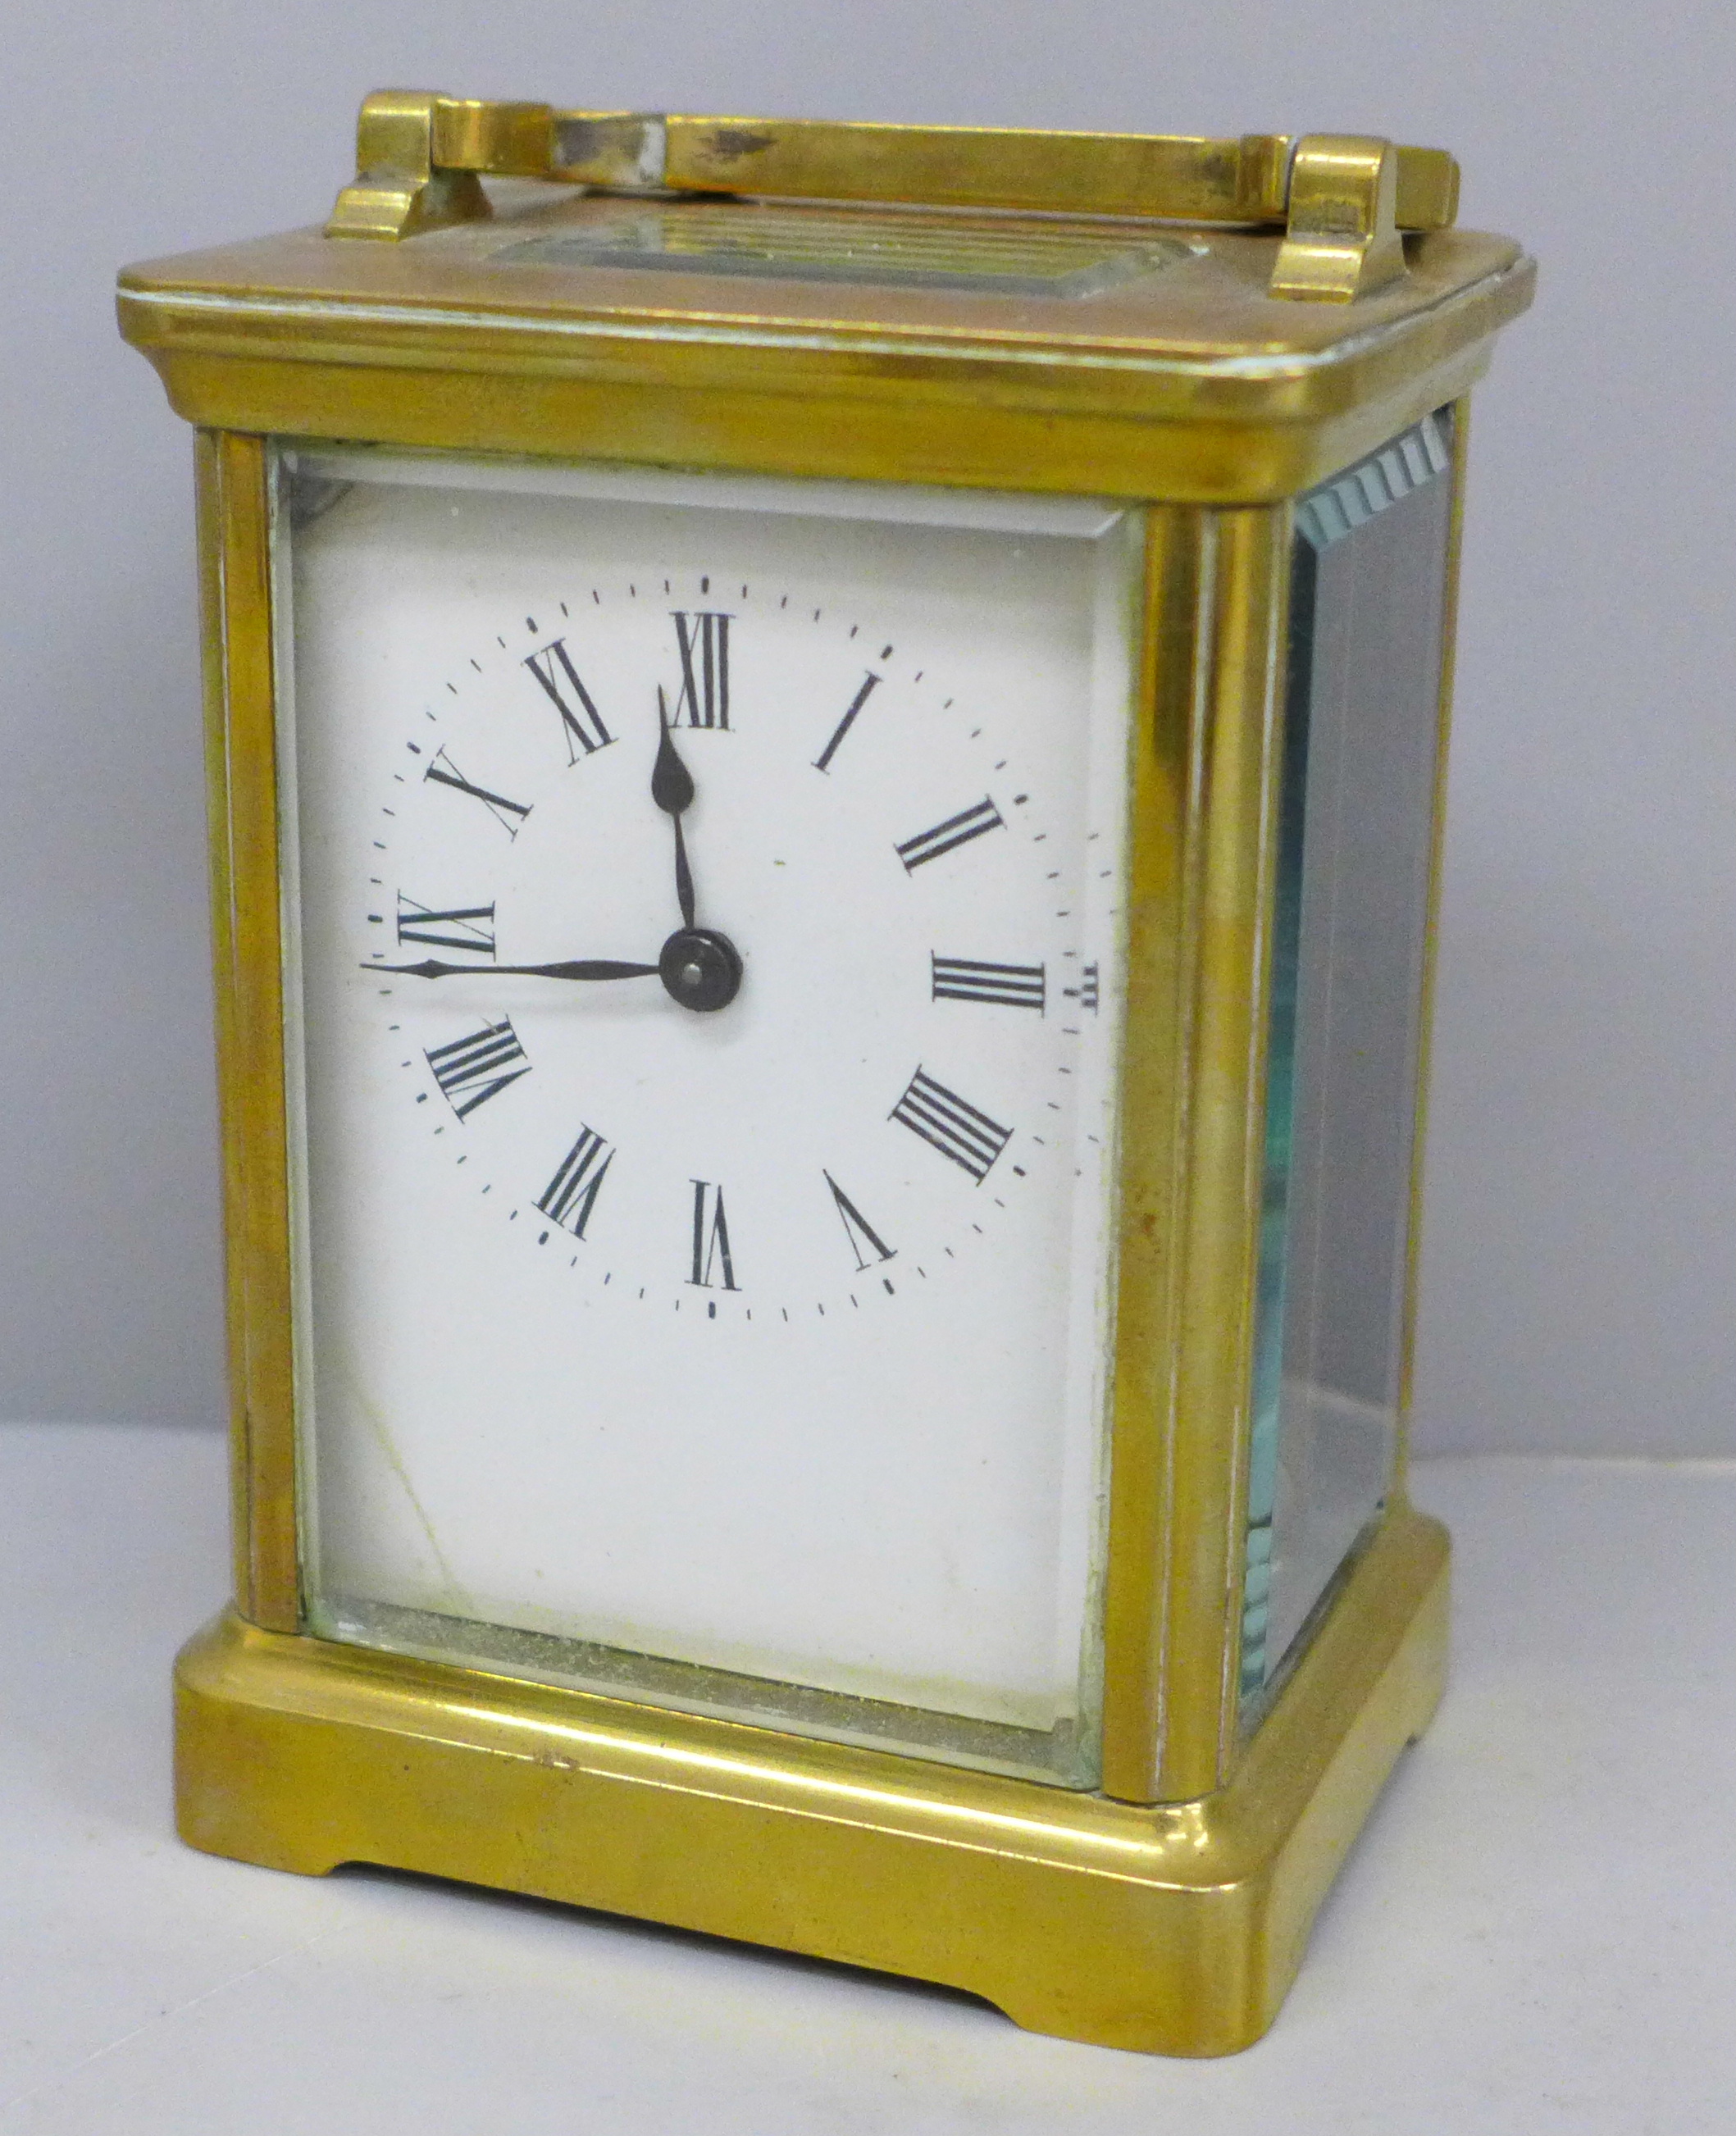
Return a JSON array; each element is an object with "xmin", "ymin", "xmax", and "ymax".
[{"xmin": 282, "ymin": 453, "xmax": 1139, "ymax": 1771}]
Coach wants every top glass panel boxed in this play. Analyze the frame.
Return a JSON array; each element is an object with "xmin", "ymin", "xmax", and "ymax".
[
  {"xmin": 1242, "ymin": 412, "xmax": 1456, "ymax": 1700},
  {"xmin": 275, "ymin": 450, "xmax": 1141, "ymax": 1784}
]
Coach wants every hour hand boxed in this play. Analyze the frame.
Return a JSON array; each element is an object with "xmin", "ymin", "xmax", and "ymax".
[
  {"xmin": 651, "ymin": 686, "xmax": 698, "ymax": 931},
  {"xmin": 371, "ymin": 958, "xmax": 660, "ymax": 981}
]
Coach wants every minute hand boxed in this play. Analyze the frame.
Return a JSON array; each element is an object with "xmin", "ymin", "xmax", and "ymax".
[{"xmin": 372, "ymin": 958, "xmax": 660, "ymax": 981}]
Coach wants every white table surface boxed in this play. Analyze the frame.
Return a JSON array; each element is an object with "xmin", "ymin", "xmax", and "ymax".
[{"xmin": 2, "ymin": 1422, "xmax": 1729, "ymax": 2133}]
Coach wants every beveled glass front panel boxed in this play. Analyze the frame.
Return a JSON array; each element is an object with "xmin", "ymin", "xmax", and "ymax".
[
  {"xmin": 1242, "ymin": 413, "xmax": 1455, "ymax": 1697},
  {"xmin": 275, "ymin": 450, "xmax": 1141, "ymax": 1783}
]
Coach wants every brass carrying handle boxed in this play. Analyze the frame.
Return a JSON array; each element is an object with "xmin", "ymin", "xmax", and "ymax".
[{"xmin": 326, "ymin": 91, "xmax": 1460, "ymax": 304}]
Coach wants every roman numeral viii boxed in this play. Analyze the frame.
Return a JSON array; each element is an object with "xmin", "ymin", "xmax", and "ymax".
[
  {"xmin": 397, "ymin": 895, "xmax": 494, "ymax": 959},
  {"xmin": 424, "ymin": 748, "xmax": 530, "ymax": 836},
  {"xmin": 536, "ymin": 1127, "xmax": 613, "ymax": 1239},
  {"xmin": 688, "ymin": 1180, "xmax": 738, "ymax": 1289},
  {"xmin": 931, "ymin": 955, "xmax": 1046, "ymax": 1012},
  {"xmin": 426, "ymin": 1020, "xmax": 529, "ymax": 1119},
  {"xmin": 890, "ymin": 1067, "xmax": 1011, "ymax": 1184},
  {"xmin": 524, "ymin": 640, "xmax": 613, "ymax": 762},
  {"xmin": 895, "ymin": 798, "xmax": 1004, "ymax": 872},
  {"xmin": 672, "ymin": 612, "xmax": 731, "ymax": 729}
]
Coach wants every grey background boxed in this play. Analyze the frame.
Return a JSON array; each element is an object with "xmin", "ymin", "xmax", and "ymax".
[{"xmin": 4, "ymin": 0, "xmax": 1732, "ymax": 1453}]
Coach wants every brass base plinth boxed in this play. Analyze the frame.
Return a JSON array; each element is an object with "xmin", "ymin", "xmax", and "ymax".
[{"xmin": 175, "ymin": 1502, "xmax": 1447, "ymax": 2057}]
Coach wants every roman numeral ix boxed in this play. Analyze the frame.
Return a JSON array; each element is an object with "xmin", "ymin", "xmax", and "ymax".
[
  {"xmin": 895, "ymin": 797, "xmax": 1004, "ymax": 872},
  {"xmin": 823, "ymin": 1171, "xmax": 895, "ymax": 1271},
  {"xmin": 931, "ymin": 955, "xmax": 1046, "ymax": 1013},
  {"xmin": 813, "ymin": 672, "xmax": 881, "ymax": 772},
  {"xmin": 396, "ymin": 895, "xmax": 495, "ymax": 959},
  {"xmin": 688, "ymin": 1179, "xmax": 738, "ymax": 1289},
  {"xmin": 424, "ymin": 747, "xmax": 531, "ymax": 836},
  {"xmin": 425, "ymin": 1019, "xmax": 529, "ymax": 1119},
  {"xmin": 524, "ymin": 640, "xmax": 613, "ymax": 762},
  {"xmin": 536, "ymin": 1127, "xmax": 613, "ymax": 1239},
  {"xmin": 672, "ymin": 611, "xmax": 731, "ymax": 729},
  {"xmin": 890, "ymin": 1068, "xmax": 1012, "ymax": 1184}
]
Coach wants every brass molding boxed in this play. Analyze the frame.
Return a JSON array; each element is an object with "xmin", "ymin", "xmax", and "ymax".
[{"xmin": 1270, "ymin": 136, "xmax": 1407, "ymax": 304}]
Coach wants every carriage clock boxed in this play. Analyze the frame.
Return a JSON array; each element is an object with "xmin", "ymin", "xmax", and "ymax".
[{"xmin": 117, "ymin": 95, "xmax": 1532, "ymax": 2055}]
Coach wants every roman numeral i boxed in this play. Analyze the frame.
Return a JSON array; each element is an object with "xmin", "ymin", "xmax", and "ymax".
[
  {"xmin": 425, "ymin": 1019, "xmax": 529, "ymax": 1119},
  {"xmin": 536, "ymin": 1126, "xmax": 613, "ymax": 1239},
  {"xmin": 890, "ymin": 1067, "xmax": 1011, "ymax": 1184},
  {"xmin": 931, "ymin": 955, "xmax": 1046, "ymax": 1013},
  {"xmin": 672, "ymin": 611, "xmax": 731, "ymax": 729},
  {"xmin": 524, "ymin": 640, "xmax": 613, "ymax": 763}
]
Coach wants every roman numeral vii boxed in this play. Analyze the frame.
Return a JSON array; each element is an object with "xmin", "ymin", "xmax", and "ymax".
[{"xmin": 536, "ymin": 1127, "xmax": 613, "ymax": 1239}]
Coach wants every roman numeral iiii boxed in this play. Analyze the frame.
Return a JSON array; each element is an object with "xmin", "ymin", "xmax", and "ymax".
[
  {"xmin": 890, "ymin": 1068, "xmax": 1012, "ymax": 1183},
  {"xmin": 931, "ymin": 955, "xmax": 1046, "ymax": 1012},
  {"xmin": 425, "ymin": 1020, "xmax": 530, "ymax": 1119}
]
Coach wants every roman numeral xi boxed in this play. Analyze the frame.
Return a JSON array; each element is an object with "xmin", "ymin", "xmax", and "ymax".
[
  {"xmin": 524, "ymin": 640, "xmax": 613, "ymax": 763},
  {"xmin": 425, "ymin": 1020, "xmax": 529, "ymax": 1120},
  {"xmin": 890, "ymin": 1068, "xmax": 1012, "ymax": 1184}
]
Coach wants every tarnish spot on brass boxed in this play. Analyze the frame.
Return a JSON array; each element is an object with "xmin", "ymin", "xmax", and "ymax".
[{"xmin": 702, "ymin": 127, "xmax": 778, "ymax": 163}]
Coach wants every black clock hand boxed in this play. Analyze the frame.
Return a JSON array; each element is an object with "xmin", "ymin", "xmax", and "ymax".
[
  {"xmin": 371, "ymin": 958, "xmax": 660, "ymax": 981},
  {"xmin": 651, "ymin": 685, "xmax": 698, "ymax": 931}
]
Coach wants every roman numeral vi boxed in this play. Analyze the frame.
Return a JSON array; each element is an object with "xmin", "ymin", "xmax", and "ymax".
[{"xmin": 688, "ymin": 1180, "xmax": 738, "ymax": 1289}]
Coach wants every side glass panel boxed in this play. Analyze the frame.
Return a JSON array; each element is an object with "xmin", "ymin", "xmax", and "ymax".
[{"xmin": 1241, "ymin": 412, "xmax": 1456, "ymax": 1701}]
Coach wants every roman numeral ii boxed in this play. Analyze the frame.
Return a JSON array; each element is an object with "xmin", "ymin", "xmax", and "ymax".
[{"xmin": 895, "ymin": 798, "xmax": 1004, "ymax": 872}]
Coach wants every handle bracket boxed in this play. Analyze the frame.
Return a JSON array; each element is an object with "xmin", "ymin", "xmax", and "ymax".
[{"xmin": 326, "ymin": 93, "xmax": 1458, "ymax": 304}]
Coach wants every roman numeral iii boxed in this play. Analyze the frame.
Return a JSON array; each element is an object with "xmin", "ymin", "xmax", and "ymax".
[
  {"xmin": 890, "ymin": 1067, "xmax": 1011, "ymax": 1184},
  {"xmin": 672, "ymin": 611, "xmax": 731, "ymax": 729},
  {"xmin": 931, "ymin": 955, "xmax": 1046, "ymax": 1012},
  {"xmin": 425, "ymin": 1020, "xmax": 529, "ymax": 1119},
  {"xmin": 688, "ymin": 1179, "xmax": 738, "ymax": 1289},
  {"xmin": 823, "ymin": 1171, "xmax": 895, "ymax": 1270},
  {"xmin": 524, "ymin": 640, "xmax": 613, "ymax": 761},
  {"xmin": 895, "ymin": 798, "xmax": 1004, "ymax": 872},
  {"xmin": 424, "ymin": 747, "xmax": 531, "ymax": 836},
  {"xmin": 396, "ymin": 895, "xmax": 495, "ymax": 959},
  {"xmin": 536, "ymin": 1127, "xmax": 613, "ymax": 1239}
]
